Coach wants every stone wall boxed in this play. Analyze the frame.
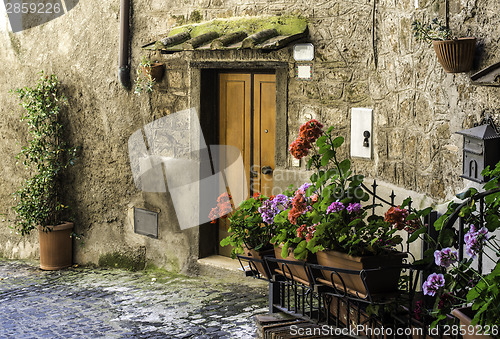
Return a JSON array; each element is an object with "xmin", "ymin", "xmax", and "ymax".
[{"xmin": 0, "ymin": 0, "xmax": 499, "ymax": 271}]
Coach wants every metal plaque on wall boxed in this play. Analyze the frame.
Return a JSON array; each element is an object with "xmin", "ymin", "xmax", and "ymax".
[{"xmin": 133, "ymin": 207, "xmax": 158, "ymax": 238}]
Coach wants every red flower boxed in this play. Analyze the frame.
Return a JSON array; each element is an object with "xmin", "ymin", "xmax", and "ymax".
[
  {"xmin": 253, "ymin": 192, "xmax": 261, "ymax": 199},
  {"xmin": 384, "ymin": 206, "xmax": 409, "ymax": 230},
  {"xmin": 208, "ymin": 192, "xmax": 233, "ymax": 222},
  {"xmin": 297, "ymin": 224, "xmax": 307, "ymax": 238},
  {"xmin": 289, "ymin": 137, "xmax": 310, "ymax": 160},
  {"xmin": 413, "ymin": 300, "xmax": 423, "ymax": 321},
  {"xmin": 310, "ymin": 194, "xmax": 319, "ymax": 204},
  {"xmin": 299, "ymin": 119, "xmax": 323, "ymax": 144},
  {"xmin": 288, "ymin": 190, "xmax": 310, "ymax": 225}
]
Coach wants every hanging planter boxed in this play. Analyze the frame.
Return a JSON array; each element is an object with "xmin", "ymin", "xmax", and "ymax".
[
  {"xmin": 134, "ymin": 56, "xmax": 165, "ymax": 95},
  {"xmin": 432, "ymin": 38, "xmax": 476, "ymax": 73},
  {"xmin": 141, "ymin": 62, "xmax": 165, "ymax": 82},
  {"xmin": 413, "ymin": 18, "xmax": 477, "ymax": 73}
]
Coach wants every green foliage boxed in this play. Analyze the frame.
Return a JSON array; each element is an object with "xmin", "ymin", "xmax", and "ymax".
[
  {"xmin": 134, "ymin": 56, "xmax": 156, "ymax": 95},
  {"xmin": 219, "ymin": 194, "xmax": 276, "ymax": 258},
  {"xmin": 467, "ymin": 262, "xmax": 500, "ymax": 326},
  {"xmin": 419, "ymin": 162, "xmax": 500, "ymax": 328},
  {"xmin": 412, "ymin": 18, "xmax": 452, "ymax": 45},
  {"xmin": 271, "ymin": 124, "xmax": 402, "ymax": 259},
  {"xmin": 12, "ymin": 72, "xmax": 77, "ymax": 235}
]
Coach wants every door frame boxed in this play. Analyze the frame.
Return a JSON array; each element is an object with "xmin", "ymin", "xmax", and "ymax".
[{"xmin": 193, "ymin": 63, "xmax": 288, "ymax": 258}]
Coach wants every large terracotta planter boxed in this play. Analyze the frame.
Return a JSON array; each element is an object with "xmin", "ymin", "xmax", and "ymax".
[
  {"xmin": 241, "ymin": 246, "xmax": 276, "ymax": 279},
  {"xmin": 142, "ymin": 62, "xmax": 165, "ymax": 81},
  {"xmin": 432, "ymin": 38, "xmax": 476, "ymax": 73},
  {"xmin": 451, "ymin": 307, "xmax": 493, "ymax": 339},
  {"xmin": 274, "ymin": 245, "xmax": 312, "ymax": 284},
  {"xmin": 38, "ymin": 222, "xmax": 73, "ymax": 270},
  {"xmin": 316, "ymin": 250, "xmax": 406, "ymax": 296}
]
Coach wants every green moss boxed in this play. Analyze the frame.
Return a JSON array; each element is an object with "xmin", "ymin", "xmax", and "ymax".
[
  {"xmin": 98, "ymin": 251, "xmax": 146, "ymax": 271},
  {"xmin": 171, "ymin": 14, "xmax": 186, "ymax": 26},
  {"xmin": 189, "ymin": 10, "xmax": 203, "ymax": 23},
  {"xmin": 168, "ymin": 15, "xmax": 307, "ymax": 38},
  {"xmin": 143, "ymin": 263, "xmax": 187, "ymax": 282}
]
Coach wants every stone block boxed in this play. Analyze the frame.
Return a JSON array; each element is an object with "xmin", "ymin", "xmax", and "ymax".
[
  {"xmin": 167, "ymin": 70, "xmax": 185, "ymax": 88},
  {"xmin": 388, "ymin": 129, "xmax": 404, "ymax": 159},
  {"xmin": 416, "ymin": 136, "xmax": 432, "ymax": 169},
  {"xmin": 344, "ymin": 82, "xmax": 369, "ymax": 104}
]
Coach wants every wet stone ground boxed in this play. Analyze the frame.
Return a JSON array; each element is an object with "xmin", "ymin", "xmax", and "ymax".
[{"xmin": 0, "ymin": 259, "xmax": 268, "ymax": 338}]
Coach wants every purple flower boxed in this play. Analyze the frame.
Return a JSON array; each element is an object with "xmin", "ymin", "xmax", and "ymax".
[
  {"xmin": 327, "ymin": 201, "xmax": 345, "ymax": 214},
  {"xmin": 464, "ymin": 225, "xmax": 489, "ymax": 259},
  {"xmin": 271, "ymin": 194, "xmax": 291, "ymax": 210},
  {"xmin": 258, "ymin": 194, "xmax": 291, "ymax": 224},
  {"xmin": 434, "ymin": 247, "xmax": 458, "ymax": 268},
  {"xmin": 346, "ymin": 202, "xmax": 362, "ymax": 214},
  {"xmin": 422, "ymin": 273, "xmax": 445, "ymax": 297},
  {"xmin": 298, "ymin": 183, "xmax": 312, "ymax": 194},
  {"xmin": 258, "ymin": 199, "xmax": 276, "ymax": 224}
]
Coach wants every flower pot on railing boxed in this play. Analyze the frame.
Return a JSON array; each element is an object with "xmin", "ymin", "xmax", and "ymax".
[
  {"xmin": 274, "ymin": 245, "xmax": 314, "ymax": 285},
  {"xmin": 432, "ymin": 38, "xmax": 476, "ymax": 73},
  {"xmin": 316, "ymin": 250, "xmax": 407, "ymax": 296},
  {"xmin": 242, "ymin": 245, "xmax": 276, "ymax": 279},
  {"xmin": 451, "ymin": 307, "xmax": 494, "ymax": 339}
]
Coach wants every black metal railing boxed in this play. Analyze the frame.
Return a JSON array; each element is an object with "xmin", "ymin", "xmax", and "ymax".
[{"xmin": 236, "ymin": 180, "xmax": 499, "ymax": 338}]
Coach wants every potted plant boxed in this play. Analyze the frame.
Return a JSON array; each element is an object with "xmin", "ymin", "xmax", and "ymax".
[
  {"xmin": 134, "ymin": 56, "xmax": 165, "ymax": 95},
  {"xmin": 290, "ymin": 122, "xmax": 408, "ymax": 295},
  {"xmin": 12, "ymin": 72, "xmax": 77, "ymax": 270},
  {"xmin": 269, "ymin": 120, "xmax": 409, "ymax": 293},
  {"xmin": 213, "ymin": 192, "xmax": 278, "ymax": 278},
  {"xmin": 411, "ymin": 162, "xmax": 500, "ymax": 336},
  {"xmin": 412, "ymin": 18, "xmax": 476, "ymax": 73}
]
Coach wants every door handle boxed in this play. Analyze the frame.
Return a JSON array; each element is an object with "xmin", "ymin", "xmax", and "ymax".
[{"xmin": 261, "ymin": 166, "xmax": 273, "ymax": 175}]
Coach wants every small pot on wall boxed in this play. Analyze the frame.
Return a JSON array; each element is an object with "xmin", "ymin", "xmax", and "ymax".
[
  {"xmin": 142, "ymin": 63, "xmax": 165, "ymax": 82},
  {"xmin": 38, "ymin": 222, "xmax": 73, "ymax": 270},
  {"xmin": 432, "ymin": 38, "xmax": 476, "ymax": 73}
]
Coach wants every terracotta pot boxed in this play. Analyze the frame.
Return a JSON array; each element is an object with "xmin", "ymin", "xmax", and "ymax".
[
  {"xmin": 451, "ymin": 307, "xmax": 493, "ymax": 339},
  {"xmin": 432, "ymin": 38, "xmax": 476, "ymax": 73},
  {"xmin": 274, "ymin": 245, "xmax": 313, "ymax": 284},
  {"xmin": 316, "ymin": 250, "xmax": 406, "ymax": 296},
  {"xmin": 141, "ymin": 62, "xmax": 165, "ymax": 81},
  {"xmin": 241, "ymin": 246, "xmax": 276, "ymax": 279},
  {"xmin": 38, "ymin": 222, "xmax": 73, "ymax": 270}
]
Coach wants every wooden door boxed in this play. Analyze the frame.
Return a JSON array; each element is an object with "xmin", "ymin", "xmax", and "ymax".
[
  {"xmin": 253, "ymin": 74, "xmax": 276, "ymax": 197},
  {"xmin": 218, "ymin": 73, "xmax": 276, "ymax": 257}
]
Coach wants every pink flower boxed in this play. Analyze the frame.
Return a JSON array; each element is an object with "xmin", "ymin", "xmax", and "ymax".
[
  {"xmin": 434, "ymin": 248, "xmax": 458, "ymax": 268},
  {"xmin": 422, "ymin": 273, "xmax": 445, "ymax": 296}
]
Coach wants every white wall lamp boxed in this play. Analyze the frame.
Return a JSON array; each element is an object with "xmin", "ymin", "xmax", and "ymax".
[{"xmin": 293, "ymin": 43, "xmax": 314, "ymax": 80}]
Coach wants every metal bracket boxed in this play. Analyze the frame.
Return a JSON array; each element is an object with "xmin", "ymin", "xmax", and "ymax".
[{"xmin": 475, "ymin": 113, "xmax": 500, "ymax": 135}]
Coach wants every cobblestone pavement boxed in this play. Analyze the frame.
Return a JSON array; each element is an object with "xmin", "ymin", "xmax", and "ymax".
[{"xmin": 0, "ymin": 259, "xmax": 269, "ymax": 339}]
